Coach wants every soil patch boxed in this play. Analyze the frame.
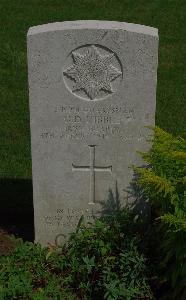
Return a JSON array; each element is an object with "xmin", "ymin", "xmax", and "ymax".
[{"xmin": 0, "ymin": 229, "xmax": 19, "ymax": 255}]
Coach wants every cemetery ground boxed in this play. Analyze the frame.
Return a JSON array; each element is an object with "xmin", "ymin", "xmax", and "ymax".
[{"xmin": 0, "ymin": 1, "xmax": 185, "ymax": 300}]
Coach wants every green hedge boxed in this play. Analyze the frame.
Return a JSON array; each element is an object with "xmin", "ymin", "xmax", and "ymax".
[{"xmin": 135, "ymin": 126, "xmax": 186, "ymax": 300}]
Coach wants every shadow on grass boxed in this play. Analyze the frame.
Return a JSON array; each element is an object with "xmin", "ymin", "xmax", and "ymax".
[{"xmin": 0, "ymin": 179, "xmax": 34, "ymax": 241}]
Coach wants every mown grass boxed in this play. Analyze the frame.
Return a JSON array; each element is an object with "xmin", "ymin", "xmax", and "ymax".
[{"xmin": 0, "ymin": 0, "xmax": 185, "ymax": 178}]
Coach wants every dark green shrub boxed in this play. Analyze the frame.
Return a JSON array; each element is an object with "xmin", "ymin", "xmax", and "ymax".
[
  {"xmin": 0, "ymin": 209, "xmax": 152, "ymax": 299},
  {"xmin": 56, "ymin": 210, "xmax": 153, "ymax": 299},
  {"xmin": 135, "ymin": 127, "xmax": 186, "ymax": 299},
  {"xmin": 0, "ymin": 241, "xmax": 77, "ymax": 300}
]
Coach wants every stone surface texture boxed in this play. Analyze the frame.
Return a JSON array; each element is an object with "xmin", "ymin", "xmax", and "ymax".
[{"xmin": 27, "ymin": 20, "xmax": 158, "ymax": 245}]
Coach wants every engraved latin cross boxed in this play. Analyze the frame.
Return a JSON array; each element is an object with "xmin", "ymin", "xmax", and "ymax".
[{"xmin": 72, "ymin": 145, "xmax": 112, "ymax": 204}]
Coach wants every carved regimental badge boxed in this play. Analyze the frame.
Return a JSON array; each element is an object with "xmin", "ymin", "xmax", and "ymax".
[{"xmin": 63, "ymin": 45, "xmax": 122, "ymax": 100}]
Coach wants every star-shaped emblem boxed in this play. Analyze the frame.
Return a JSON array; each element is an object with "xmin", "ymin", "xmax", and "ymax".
[{"xmin": 63, "ymin": 45, "xmax": 122, "ymax": 100}]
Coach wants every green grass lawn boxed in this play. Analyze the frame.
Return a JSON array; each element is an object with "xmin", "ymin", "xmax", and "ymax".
[{"xmin": 0, "ymin": 0, "xmax": 185, "ymax": 178}]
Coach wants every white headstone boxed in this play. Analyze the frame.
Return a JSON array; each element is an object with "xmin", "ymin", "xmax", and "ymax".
[{"xmin": 27, "ymin": 21, "xmax": 158, "ymax": 245}]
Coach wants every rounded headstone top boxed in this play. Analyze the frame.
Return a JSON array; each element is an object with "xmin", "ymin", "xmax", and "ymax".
[{"xmin": 27, "ymin": 20, "xmax": 158, "ymax": 37}]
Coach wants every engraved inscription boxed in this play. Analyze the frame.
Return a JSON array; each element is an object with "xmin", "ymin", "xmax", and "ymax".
[
  {"xmin": 39, "ymin": 104, "xmax": 148, "ymax": 141},
  {"xmin": 72, "ymin": 145, "xmax": 112, "ymax": 204},
  {"xmin": 52, "ymin": 104, "xmax": 136, "ymax": 140},
  {"xmin": 39, "ymin": 103, "xmax": 149, "ymax": 142},
  {"xmin": 44, "ymin": 208, "xmax": 101, "ymax": 229},
  {"xmin": 63, "ymin": 45, "xmax": 122, "ymax": 100}
]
